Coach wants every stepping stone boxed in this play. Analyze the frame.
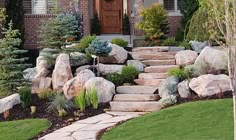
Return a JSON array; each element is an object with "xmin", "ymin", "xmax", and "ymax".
[
  {"xmin": 113, "ymin": 94, "xmax": 160, "ymax": 101},
  {"xmin": 99, "ymin": 115, "xmax": 134, "ymax": 124},
  {"xmin": 75, "ymin": 113, "xmax": 112, "ymax": 124},
  {"xmin": 134, "ymin": 79, "xmax": 164, "ymax": 86},
  {"xmin": 110, "ymin": 101, "xmax": 164, "ymax": 112},
  {"xmin": 116, "ymin": 86, "xmax": 158, "ymax": 94},
  {"xmin": 142, "ymin": 59, "xmax": 176, "ymax": 66},
  {"xmin": 129, "ymin": 52, "xmax": 176, "ymax": 60},
  {"xmin": 80, "ymin": 123, "xmax": 116, "ymax": 131},
  {"xmin": 106, "ymin": 111, "xmax": 148, "ymax": 116},
  {"xmin": 145, "ymin": 65, "xmax": 179, "ymax": 73},
  {"xmin": 139, "ymin": 73, "xmax": 168, "ymax": 79},
  {"xmin": 39, "ymin": 132, "xmax": 71, "ymax": 140},
  {"xmin": 132, "ymin": 47, "xmax": 169, "ymax": 53},
  {"xmin": 55, "ymin": 123, "xmax": 89, "ymax": 132},
  {"xmin": 72, "ymin": 131, "xmax": 98, "ymax": 140}
]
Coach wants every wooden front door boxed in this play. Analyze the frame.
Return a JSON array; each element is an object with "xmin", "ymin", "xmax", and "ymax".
[{"xmin": 101, "ymin": 0, "xmax": 122, "ymax": 34}]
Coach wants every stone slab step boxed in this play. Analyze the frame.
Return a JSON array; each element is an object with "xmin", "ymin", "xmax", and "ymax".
[
  {"xmin": 132, "ymin": 47, "xmax": 169, "ymax": 53},
  {"xmin": 145, "ymin": 65, "xmax": 179, "ymax": 73},
  {"xmin": 134, "ymin": 79, "xmax": 164, "ymax": 86},
  {"xmin": 116, "ymin": 86, "xmax": 158, "ymax": 94},
  {"xmin": 139, "ymin": 73, "xmax": 168, "ymax": 79},
  {"xmin": 129, "ymin": 52, "xmax": 176, "ymax": 60},
  {"xmin": 106, "ymin": 111, "xmax": 148, "ymax": 116},
  {"xmin": 110, "ymin": 101, "xmax": 164, "ymax": 112},
  {"xmin": 142, "ymin": 60, "xmax": 176, "ymax": 66},
  {"xmin": 113, "ymin": 94, "xmax": 160, "ymax": 101}
]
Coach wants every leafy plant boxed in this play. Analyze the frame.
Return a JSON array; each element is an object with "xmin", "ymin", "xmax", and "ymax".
[
  {"xmin": 162, "ymin": 37, "xmax": 177, "ymax": 46},
  {"xmin": 111, "ymin": 38, "xmax": 128, "ymax": 47},
  {"xmin": 91, "ymin": 13, "xmax": 101, "ymax": 35},
  {"xmin": 19, "ymin": 86, "xmax": 31, "ymax": 107},
  {"xmin": 168, "ymin": 67, "xmax": 188, "ymax": 81},
  {"xmin": 122, "ymin": 13, "xmax": 130, "ymax": 35},
  {"xmin": 47, "ymin": 93, "xmax": 74, "ymax": 114},
  {"xmin": 87, "ymin": 87, "xmax": 99, "ymax": 109},
  {"xmin": 74, "ymin": 89, "xmax": 87, "ymax": 112},
  {"xmin": 38, "ymin": 89, "xmax": 56, "ymax": 100},
  {"xmin": 136, "ymin": 3, "xmax": 169, "ymax": 40},
  {"xmin": 76, "ymin": 35, "xmax": 96, "ymax": 53},
  {"xmin": 106, "ymin": 73, "xmax": 125, "ymax": 86},
  {"xmin": 184, "ymin": 64, "xmax": 201, "ymax": 78},
  {"xmin": 179, "ymin": 41, "xmax": 192, "ymax": 50},
  {"xmin": 121, "ymin": 66, "xmax": 139, "ymax": 83},
  {"xmin": 86, "ymin": 39, "xmax": 112, "ymax": 57}
]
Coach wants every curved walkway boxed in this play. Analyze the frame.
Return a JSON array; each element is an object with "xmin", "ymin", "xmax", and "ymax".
[{"xmin": 40, "ymin": 112, "xmax": 146, "ymax": 140}]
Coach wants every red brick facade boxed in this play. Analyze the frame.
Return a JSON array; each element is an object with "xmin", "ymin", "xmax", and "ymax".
[
  {"xmin": 79, "ymin": 0, "xmax": 90, "ymax": 35},
  {"xmin": 168, "ymin": 16, "xmax": 182, "ymax": 37}
]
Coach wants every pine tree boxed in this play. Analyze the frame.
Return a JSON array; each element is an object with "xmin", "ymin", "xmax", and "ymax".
[
  {"xmin": 122, "ymin": 13, "xmax": 130, "ymax": 35},
  {"xmin": 0, "ymin": 21, "xmax": 31, "ymax": 96},
  {"xmin": 91, "ymin": 13, "xmax": 101, "ymax": 35}
]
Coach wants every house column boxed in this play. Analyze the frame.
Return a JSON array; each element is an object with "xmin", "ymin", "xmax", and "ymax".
[
  {"xmin": 133, "ymin": 0, "xmax": 144, "ymax": 36},
  {"xmin": 79, "ymin": 0, "xmax": 90, "ymax": 35}
]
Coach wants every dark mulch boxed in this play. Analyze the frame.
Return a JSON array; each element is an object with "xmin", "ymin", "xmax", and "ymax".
[{"xmin": 0, "ymin": 95, "xmax": 110, "ymax": 139}]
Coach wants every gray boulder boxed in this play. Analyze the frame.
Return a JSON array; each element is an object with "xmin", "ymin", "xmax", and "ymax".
[
  {"xmin": 31, "ymin": 77, "xmax": 52, "ymax": 94},
  {"xmin": 35, "ymin": 56, "xmax": 51, "ymax": 78},
  {"xmin": 0, "ymin": 94, "xmax": 21, "ymax": 114},
  {"xmin": 159, "ymin": 76, "xmax": 179, "ymax": 98},
  {"xmin": 75, "ymin": 65, "xmax": 93, "ymax": 76},
  {"xmin": 23, "ymin": 68, "xmax": 37, "ymax": 81},
  {"xmin": 70, "ymin": 52, "xmax": 89, "ymax": 66},
  {"xmin": 127, "ymin": 60, "xmax": 146, "ymax": 72},
  {"xmin": 175, "ymin": 50, "xmax": 198, "ymax": 66},
  {"xmin": 190, "ymin": 41, "xmax": 208, "ymax": 53},
  {"xmin": 177, "ymin": 80, "xmax": 191, "ymax": 98},
  {"xmin": 97, "ymin": 63, "xmax": 124, "ymax": 75},
  {"xmin": 158, "ymin": 95, "xmax": 177, "ymax": 107}
]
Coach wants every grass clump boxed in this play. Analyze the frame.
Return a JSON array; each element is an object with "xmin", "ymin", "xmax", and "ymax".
[
  {"xmin": 76, "ymin": 35, "xmax": 96, "ymax": 52},
  {"xmin": 179, "ymin": 41, "xmax": 192, "ymax": 50},
  {"xmin": 111, "ymin": 38, "xmax": 128, "ymax": 47},
  {"xmin": 38, "ymin": 89, "xmax": 56, "ymax": 100},
  {"xmin": 74, "ymin": 89, "xmax": 87, "ymax": 112},
  {"xmin": 87, "ymin": 87, "xmax": 99, "ymax": 109},
  {"xmin": 168, "ymin": 67, "xmax": 188, "ymax": 81},
  {"xmin": 162, "ymin": 37, "xmax": 177, "ymax": 46},
  {"xmin": 106, "ymin": 73, "xmax": 125, "ymax": 86},
  {"xmin": 19, "ymin": 86, "xmax": 31, "ymax": 107},
  {"xmin": 121, "ymin": 66, "xmax": 139, "ymax": 83}
]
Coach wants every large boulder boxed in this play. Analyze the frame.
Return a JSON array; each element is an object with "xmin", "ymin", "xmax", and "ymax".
[
  {"xmin": 97, "ymin": 63, "xmax": 124, "ymax": 75},
  {"xmin": 194, "ymin": 47, "xmax": 228, "ymax": 74},
  {"xmin": 189, "ymin": 74, "xmax": 231, "ymax": 97},
  {"xmin": 70, "ymin": 52, "xmax": 89, "ymax": 66},
  {"xmin": 190, "ymin": 41, "xmax": 208, "ymax": 53},
  {"xmin": 175, "ymin": 50, "xmax": 198, "ymax": 66},
  {"xmin": 127, "ymin": 60, "xmax": 145, "ymax": 72},
  {"xmin": 75, "ymin": 65, "xmax": 93, "ymax": 76},
  {"xmin": 31, "ymin": 77, "xmax": 52, "ymax": 94},
  {"xmin": 35, "ymin": 56, "xmax": 50, "ymax": 78},
  {"xmin": 85, "ymin": 77, "xmax": 115, "ymax": 103},
  {"xmin": 159, "ymin": 76, "xmax": 179, "ymax": 98},
  {"xmin": 100, "ymin": 44, "xmax": 128, "ymax": 64},
  {"xmin": 63, "ymin": 69, "xmax": 95, "ymax": 99},
  {"xmin": 177, "ymin": 80, "xmax": 191, "ymax": 98},
  {"xmin": 158, "ymin": 95, "xmax": 177, "ymax": 107},
  {"xmin": 0, "ymin": 94, "xmax": 21, "ymax": 114},
  {"xmin": 52, "ymin": 54, "xmax": 73, "ymax": 91},
  {"xmin": 23, "ymin": 68, "xmax": 37, "ymax": 81}
]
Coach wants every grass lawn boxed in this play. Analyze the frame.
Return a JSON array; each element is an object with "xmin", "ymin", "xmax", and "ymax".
[
  {"xmin": 0, "ymin": 119, "xmax": 51, "ymax": 140},
  {"xmin": 102, "ymin": 99, "xmax": 233, "ymax": 140}
]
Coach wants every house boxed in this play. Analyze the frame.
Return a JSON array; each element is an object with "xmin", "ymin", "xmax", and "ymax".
[{"xmin": 5, "ymin": 0, "xmax": 183, "ymax": 49}]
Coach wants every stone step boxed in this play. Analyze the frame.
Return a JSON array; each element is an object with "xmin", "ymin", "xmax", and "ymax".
[
  {"xmin": 145, "ymin": 65, "xmax": 179, "ymax": 73},
  {"xmin": 110, "ymin": 101, "xmax": 164, "ymax": 112},
  {"xmin": 132, "ymin": 47, "xmax": 169, "ymax": 53},
  {"xmin": 116, "ymin": 86, "xmax": 158, "ymax": 94},
  {"xmin": 129, "ymin": 52, "xmax": 176, "ymax": 60},
  {"xmin": 139, "ymin": 73, "xmax": 168, "ymax": 79},
  {"xmin": 113, "ymin": 94, "xmax": 160, "ymax": 101},
  {"xmin": 142, "ymin": 60, "xmax": 176, "ymax": 66},
  {"xmin": 134, "ymin": 79, "xmax": 164, "ymax": 86}
]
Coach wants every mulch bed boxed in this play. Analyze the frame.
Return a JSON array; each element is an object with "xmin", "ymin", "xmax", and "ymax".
[{"xmin": 0, "ymin": 95, "xmax": 110, "ymax": 139}]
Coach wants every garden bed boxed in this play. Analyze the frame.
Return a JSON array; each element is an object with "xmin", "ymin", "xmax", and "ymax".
[{"xmin": 0, "ymin": 94, "xmax": 110, "ymax": 139}]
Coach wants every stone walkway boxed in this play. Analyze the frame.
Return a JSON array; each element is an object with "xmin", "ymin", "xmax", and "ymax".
[{"xmin": 40, "ymin": 112, "xmax": 146, "ymax": 140}]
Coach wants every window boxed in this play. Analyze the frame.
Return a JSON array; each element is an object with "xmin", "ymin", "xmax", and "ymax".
[
  {"xmin": 164, "ymin": 0, "xmax": 182, "ymax": 12},
  {"xmin": 23, "ymin": 0, "xmax": 58, "ymax": 14}
]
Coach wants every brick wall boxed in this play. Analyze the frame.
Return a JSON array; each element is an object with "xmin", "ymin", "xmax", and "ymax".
[
  {"xmin": 168, "ymin": 16, "xmax": 182, "ymax": 37},
  {"xmin": 0, "ymin": 0, "xmax": 5, "ymax": 8},
  {"xmin": 79, "ymin": 0, "xmax": 90, "ymax": 35}
]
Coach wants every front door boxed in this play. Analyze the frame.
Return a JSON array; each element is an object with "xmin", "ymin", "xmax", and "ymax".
[{"xmin": 101, "ymin": 0, "xmax": 122, "ymax": 34}]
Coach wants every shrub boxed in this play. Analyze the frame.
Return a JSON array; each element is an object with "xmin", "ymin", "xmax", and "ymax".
[
  {"xmin": 179, "ymin": 41, "xmax": 192, "ymax": 50},
  {"xmin": 77, "ymin": 35, "xmax": 96, "ymax": 53},
  {"xmin": 111, "ymin": 38, "xmax": 128, "ymax": 47},
  {"xmin": 87, "ymin": 87, "xmax": 98, "ymax": 109},
  {"xmin": 162, "ymin": 37, "xmax": 177, "ymax": 46},
  {"xmin": 86, "ymin": 39, "xmax": 112, "ymax": 57},
  {"xmin": 121, "ymin": 66, "xmax": 139, "ymax": 83},
  {"xmin": 136, "ymin": 3, "xmax": 169, "ymax": 40},
  {"xmin": 74, "ymin": 89, "xmax": 86, "ymax": 112},
  {"xmin": 122, "ymin": 13, "xmax": 130, "ymax": 35},
  {"xmin": 91, "ymin": 13, "xmax": 101, "ymax": 35},
  {"xmin": 19, "ymin": 86, "xmax": 31, "ymax": 107},
  {"xmin": 38, "ymin": 89, "xmax": 56, "ymax": 100},
  {"xmin": 144, "ymin": 39, "xmax": 162, "ymax": 46},
  {"xmin": 106, "ymin": 73, "xmax": 125, "ymax": 86},
  {"xmin": 184, "ymin": 64, "xmax": 201, "ymax": 78},
  {"xmin": 168, "ymin": 67, "xmax": 188, "ymax": 81}
]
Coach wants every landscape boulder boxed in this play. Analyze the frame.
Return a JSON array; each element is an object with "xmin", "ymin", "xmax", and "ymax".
[
  {"xmin": 31, "ymin": 77, "xmax": 52, "ymax": 94},
  {"xmin": 85, "ymin": 77, "xmax": 115, "ymax": 103},
  {"xmin": 175, "ymin": 50, "xmax": 198, "ymax": 66},
  {"xmin": 97, "ymin": 63, "xmax": 124, "ymax": 75},
  {"xmin": 190, "ymin": 41, "xmax": 208, "ymax": 53},
  {"xmin": 23, "ymin": 68, "xmax": 37, "ymax": 81},
  {"xmin": 159, "ymin": 76, "xmax": 179, "ymax": 98},
  {"xmin": 158, "ymin": 95, "xmax": 177, "ymax": 107},
  {"xmin": 127, "ymin": 60, "xmax": 145, "ymax": 72},
  {"xmin": 70, "ymin": 52, "xmax": 89, "ymax": 66},
  {"xmin": 177, "ymin": 80, "xmax": 191, "ymax": 98},
  {"xmin": 35, "ymin": 56, "xmax": 50, "ymax": 78},
  {"xmin": 189, "ymin": 74, "xmax": 231, "ymax": 97},
  {"xmin": 75, "ymin": 65, "xmax": 93, "ymax": 76},
  {"xmin": 0, "ymin": 94, "xmax": 21, "ymax": 114}
]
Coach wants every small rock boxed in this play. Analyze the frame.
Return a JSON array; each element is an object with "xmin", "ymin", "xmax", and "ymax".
[
  {"xmin": 159, "ymin": 76, "xmax": 179, "ymax": 98},
  {"xmin": 175, "ymin": 50, "xmax": 198, "ymax": 66},
  {"xmin": 190, "ymin": 40, "xmax": 208, "ymax": 53},
  {"xmin": 127, "ymin": 60, "xmax": 146, "ymax": 72},
  {"xmin": 177, "ymin": 80, "xmax": 191, "ymax": 98}
]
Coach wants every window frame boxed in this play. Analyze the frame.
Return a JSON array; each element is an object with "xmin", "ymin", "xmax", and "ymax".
[{"xmin": 162, "ymin": 0, "xmax": 182, "ymax": 16}]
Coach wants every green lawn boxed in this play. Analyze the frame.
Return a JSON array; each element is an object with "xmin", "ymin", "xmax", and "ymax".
[
  {"xmin": 102, "ymin": 99, "xmax": 233, "ymax": 140},
  {"xmin": 0, "ymin": 119, "xmax": 51, "ymax": 140}
]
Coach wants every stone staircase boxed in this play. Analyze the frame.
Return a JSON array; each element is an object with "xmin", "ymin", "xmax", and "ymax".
[{"xmin": 108, "ymin": 46, "xmax": 183, "ymax": 113}]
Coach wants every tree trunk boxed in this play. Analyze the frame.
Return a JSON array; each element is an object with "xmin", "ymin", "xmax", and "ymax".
[{"xmin": 234, "ymin": 95, "xmax": 236, "ymax": 140}]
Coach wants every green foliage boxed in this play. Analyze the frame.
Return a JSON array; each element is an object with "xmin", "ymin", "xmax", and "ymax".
[
  {"xmin": 111, "ymin": 38, "xmax": 128, "ymax": 47},
  {"xmin": 106, "ymin": 73, "xmax": 125, "ymax": 86},
  {"xmin": 86, "ymin": 39, "xmax": 112, "ymax": 57},
  {"xmin": 19, "ymin": 86, "xmax": 31, "ymax": 107},
  {"xmin": 136, "ymin": 3, "xmax": 169, "ymax": 40},
  {"xmin": 74, "ymin": 89, "xmax": 86, "ymax": 112},
  {"xmin": 39, "ymin": 14, "xmax": 79, "ymax": 50},
  {"xmin": 184, "ymin": 64, "xmax": 201, "ymax": 78},
  {"xmin": 47, "ymin": 93, "xmax": 74, "ymax": 113},
  {"xmin": 121, "ymin": 66, "xmax": 139, "ymax": 83},
  {"xmin": 168, "ymin": 67, "xmax": 188, "ymax": 81},
  {"xmin": 91, "ymin": 13, "xmax": 101, "ymax": 35},
  {"xmin": 0, "ymin": 8, "xmax": 6, "ymax": 24},
  {"xmin": 76, "ymin": 35, "xmax": 96, "ymax": 53},
  {"xmin": 179, "ymin": 41, "xmax": 192, "ymax": 50},
  {"xmin": 0, "ymin": 21, "xmax": 31, "ymax": 95},
  {"xmin": 87, "ymin": 87, "xmax": 98, "ymax": 109},
  {"xmin": 162, "ymin": 37, "xmax": 177, "ymax": 46},
  {"xmin": 38, "ymin": 89, "xmax": 56, "ymax": 100},
  {"xmin": 122, "ymin": 13, "xmax": 130, "ymax": 35}
]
